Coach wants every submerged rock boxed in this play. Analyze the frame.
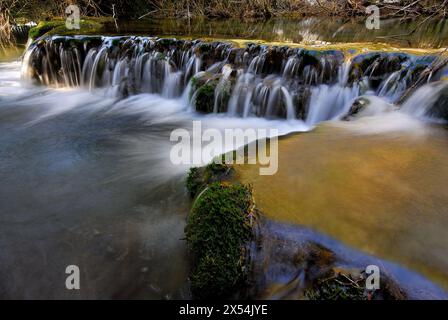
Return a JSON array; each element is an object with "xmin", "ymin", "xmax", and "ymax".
[
  {"xmin": 248, "ymin": 218, "xmax": 408, "ymax": 300},
  {"xmin": 304, "ymin": 267, "xmax": 406, "ymax": 300}
]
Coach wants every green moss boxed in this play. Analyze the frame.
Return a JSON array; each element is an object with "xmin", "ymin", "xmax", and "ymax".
[
  {"xmin": 154, "ymin": 52, "xmax": 167, "ymax": 61},
  {"xmin": 190, "ymin": 75, "xmax": 199, "ymax": 90},
  {"xmin": 186, "ymin": 167, "xmax": 203, "ymax": 198},
  {"xmin": 186, "ymin": 162, "xmax": 231, "ymax": 198},
  {"xmin": 29, "ymin": 18, "xmax": 106, "ymax": 40},
  {"xmin": 156, "ymin": 38, "xmax": 177, "ymax": 49},
  {"xmin": 185, "ymin": 182, "xmax": 254, "ymax": 299},
  {"xmin": 29, "ymin": 20, "xmax": 64, "ymax": 39},
  {"xmin": 194, "ymin": 80, "xmax": 218, "ymax": 113}
]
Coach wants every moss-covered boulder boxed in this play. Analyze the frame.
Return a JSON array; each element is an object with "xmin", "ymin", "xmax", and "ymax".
[
  {"xmin": 29, "ymin": 18, "xmax": 106, "ymax": 41},
  {"xmin": 185, "ymin": 182, "xmax": 255, "ymax": 299},
  {"xmin": 194, "ymin": 80, "xmax": 218, "ymax": 113},
  {"xmin": 190, "ymin": 72, "xmax": 221, "ymax": 113},
  {"xmin": 186, "ymin": 162, "xmax": 232, "ymax": 198}
]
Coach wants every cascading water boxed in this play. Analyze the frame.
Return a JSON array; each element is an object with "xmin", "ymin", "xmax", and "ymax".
[
  {"xmin": 22, "ymin": 36, "xmax": 448, "ymax": 125},
  {"xmin": 3, "ymin": 29, "xmax": 448, "ymax": 300}
]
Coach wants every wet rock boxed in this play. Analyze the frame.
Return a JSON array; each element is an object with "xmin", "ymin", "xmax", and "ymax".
[
  {"xmin": 23, "ymin": 35, "xmax": 444, "ymax": 119},
  {"xmin": 248, "ymin": 218, "xmax": 408, "ymax": 300},
  {"xmin": 194, "ymin": 81, "xmax": 217, "ymax": 113},
  {"xmin": 426, "ymin": 84, "xmax": 448, "ymax": 121},
  {"xmin": 305, "ymin": 267, "xmax": 406, "ymax": 300},
  {"xmin": 155, "ymin": 37, "xmax": 179, "ymax": 51},
  {"xmin": 190, "ymin": 72, "xmax": 220, "ymax": 113},
  {"xmin": 293, "ymin": 86, "xmax": 311, "ymax": 120},
  {"xmin": 190, "ymin": 68, "xmax": 236, "ymax": 114},
  {"xmin": 343, "ymin": 95, "xmax": 395, "ymax": 120},
  {"xmin": 349, "ymin": 52, "xmax": 409, "ymax": 88},
  {"xmin": 186, "ymin": 163, "xmax": 233, "ymax": 198}
]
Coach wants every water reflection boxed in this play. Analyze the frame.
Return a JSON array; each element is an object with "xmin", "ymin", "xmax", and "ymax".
[{"xmin": 113, "ymin": 17, "xmax": 448, "ymax": 48}]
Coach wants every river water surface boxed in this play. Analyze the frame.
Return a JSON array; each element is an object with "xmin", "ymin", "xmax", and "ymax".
[
  {"xmin": 1, "ymin": 17, "xmax": 448, "ymax": 299},
  {"xmin": 0, "ymin": 53, "xmax": 302, "ymax": 298}
]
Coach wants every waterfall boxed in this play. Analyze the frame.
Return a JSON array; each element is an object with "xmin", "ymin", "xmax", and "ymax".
[
  {"xmin": 22, "ymin": 36, "xmax": 448, "ymax": 123},
  {"xmin": 213, "ymin": 64, "xmax": 233, "ymax": 113},
  {"xmin": 306, "ymin": 84, "xmax": 359, "ymax": 125},
  {"xmin": 280, "ymin": 86, "xmax": 295, "ymax": 120},
  {"xmin": 227, "ymin": 72, "xmax": 255, "ymax": 116},
  {"xmin": 401, "ymin": 81, "xmax": 448, "ymax": 120}
]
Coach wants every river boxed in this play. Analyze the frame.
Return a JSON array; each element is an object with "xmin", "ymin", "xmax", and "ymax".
[{"xmin": 0, "ymin": 17, "xmax": 448, "ymax": 299}]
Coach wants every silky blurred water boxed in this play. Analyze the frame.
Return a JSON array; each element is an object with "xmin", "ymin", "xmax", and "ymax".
[{"xmin": 0, "ymin": 55, "xmax": 306, "ymax": 298}]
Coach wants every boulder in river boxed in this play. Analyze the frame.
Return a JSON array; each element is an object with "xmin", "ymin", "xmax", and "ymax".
[
  {"xmin": 425, "ymin": 84, "xmax": 448, "ymax": 122},
  {"xmin": 342, "ymin": 95, "xmax": 395, "ymax": 120}
]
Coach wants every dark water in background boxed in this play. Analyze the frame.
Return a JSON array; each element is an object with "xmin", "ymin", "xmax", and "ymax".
[{"xmin": 113, "ymin": 17, "xmax": 448, "ymax": 48}]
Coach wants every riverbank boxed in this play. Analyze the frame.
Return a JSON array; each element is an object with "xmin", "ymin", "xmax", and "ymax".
[
  {"xmin": 22, "ymin": 17, "xmax": 448, "ymax": 49},
  {"xmin": 4, "ymin": 1, "xmax": 447, "ymax": 21}
]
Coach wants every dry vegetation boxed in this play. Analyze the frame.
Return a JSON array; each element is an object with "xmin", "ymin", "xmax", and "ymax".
[
  {"xmin": 2, "ymin": 1, "xmax": 448, "ymax": 20},
  {"xmin": 112, "ymin": 0, "xmax": 448, "ymax": 19},
  {"xmin": 0, "ymin": 8, "xmax": 12, "ymax": 50},
  {"xmin": 1, "ymin": 0, "xmax": 447, "ymax": 49}
]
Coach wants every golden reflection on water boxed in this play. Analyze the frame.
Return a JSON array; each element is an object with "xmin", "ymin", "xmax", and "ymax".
[
  {"xmin": 0, "ymin": 46, "xmax": 24, "ymax": 62},
  {"xmin": 236, "ymin": 121, "xmax": 448, "ymax": 288}
]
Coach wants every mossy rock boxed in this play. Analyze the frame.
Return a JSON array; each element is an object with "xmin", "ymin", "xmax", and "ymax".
[
  {"xmin": 190, "ymin": 73, "xmax": 220, "ymax": 113},
  {"xmin": 190, "ymin": 72, "xmax": 214, "ymax": 92},
  {"xmin": 262, "ymin": 47, "xmax": 287, "ymax": 74},
  {"xmin": 195, "ymin": 81, "xmax": 217, "ymax": 113},
  {"xmin": 186, "ymin": 162, "xmax": 231, "ymax": 198},
  {"xmin": 29, "ymin": 20, "xmax": 65, "ymax": 39},
  {"xmin": 155, "ymin": 38, "xmax": 179, "ymax": 51},
  {"xmin": 185, "ymin": 182, "xmax": 254, "ymax": 299},
  {"xmin": 29, "ymin": 18, "xmax": 106, "ymax": 40}
]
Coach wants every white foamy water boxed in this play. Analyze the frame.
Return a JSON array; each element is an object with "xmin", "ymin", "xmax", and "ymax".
[{"xmin": 0, "ymin": 58, "xmax": 312, "ymax": 299}]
